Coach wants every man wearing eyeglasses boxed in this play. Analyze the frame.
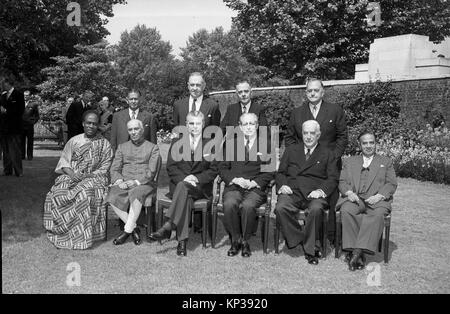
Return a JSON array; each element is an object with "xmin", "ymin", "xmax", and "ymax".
[{"xmin": 284, "ymin": 78, "xmax": 348, "ymax": 246}]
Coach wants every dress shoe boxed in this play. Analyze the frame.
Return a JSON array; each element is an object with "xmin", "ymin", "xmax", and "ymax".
[
  {"xmin": 148, "ymin": 228, "xmax": 171, "ymax": 241},
  {"xmin": 177, "ymin": 240, "xmax": 187, "ymax": 256},
  {"xmin": 305, "ymin": 254, "xmax": 319, "ymax": 265},
  {"xmin": 227, "ymin": 241, "xmax": 242, "ymax": 257},
  {"xmin": 348, "ymin": 249, "xmax": 362, "ymax": 271},
  {"xmin": 113, "ymin": 231, "xmax": 130, "ymax": 245},
  {"xmin": 241, "ymin": 241, "xmax": 251, "ymax": 258},
  {"xmin": 356, "ymin": 253, "xmax": 366, "ymax": 270},
  {"xmin": 315, "ymin": 249, "xmax": 323, "ymax": 259},
  {"xmin": 27, "ymin": 157, "xmax": 33, "ymax": 161},
  {"xmin": 345, "ymin": 252, "xmax": 353, "ymax": 263},
  {"xmin": 131, "ymin": 228, "xmax": 142, "ymax": 245}
]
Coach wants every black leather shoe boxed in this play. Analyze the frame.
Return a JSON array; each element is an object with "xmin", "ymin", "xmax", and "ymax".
[
  {"xmin": 349, "ymin": 249, "xmax": 362, "ymax": 271},
  {"xmin": 356, "ymin": 253, "xmax": 366, "ymax": 270},
  {"xmin": 345, "ymin": 252, "xmax": 353, "ymax": 263},
  {"xmin": 241, "ymin": 241, "xmax": 251, "ymax": 258},
  {"xmin": 177, "ymin": 240, "xmax": 187, "ymax": 256},
  {"xmin": 227, "ymin": 241, "xmax": 242, "ymax": 257},
  {"xmin": 113, "ymin": 231, "xmax": 130, "ymax": 245},
  {"xmin": 132, "ymin": 228, "xmax": 142, "ymax": 245},
  {"xmin": 148, "ymin": 228, "xmax": 171, "ymax": 241},
  {"xmin": 315, "ymin": 249, "xmax": 323, "ymax": 259},
  {"xmin": 305, "ymin": 254, "xmax": 319, "ymax": 265}
]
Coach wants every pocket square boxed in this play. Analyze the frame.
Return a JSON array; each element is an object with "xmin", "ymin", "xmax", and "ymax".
[
  {"xmin": 329, "ymin": 120, "xmax": 333, "ymax": 123},
  {"xmin": 257, "ymin": 152, "xmax": 263, "ymax": 156},
  {"xmin": 380, "ymin": 164, "xmax": 385, "ymax": 167},
  {"xmin": 145, "ymin": 124, "xmax": 149, "ymax": 127},
  {"xmin": 208, "ymin": 114, "xmax": 212, "ymax": 117}
]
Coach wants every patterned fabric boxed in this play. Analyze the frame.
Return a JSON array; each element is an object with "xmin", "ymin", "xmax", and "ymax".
[{"xmin": 43, "ymin": 134, "xmax": 113, "ymax": 249}]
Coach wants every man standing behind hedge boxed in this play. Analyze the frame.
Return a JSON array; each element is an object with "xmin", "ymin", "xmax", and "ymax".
[{"xmin": 285, "ymin": 78, "xmax": 348, "ymax": 244}]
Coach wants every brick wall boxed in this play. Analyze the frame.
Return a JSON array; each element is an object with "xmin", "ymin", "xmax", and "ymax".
[{"xmin": 209, "ymin": 77, "xmax": 450, "ymax": 126}]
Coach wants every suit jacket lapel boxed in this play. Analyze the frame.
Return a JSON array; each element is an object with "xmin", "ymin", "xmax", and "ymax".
[
  {"xmin": 315, "ymin": 101, "xmax": 328, "ymax": 127},
  {"xmin": 365, "ymin": 155, "xmax": 381, "ymax": 191},
  {"xmin": 352, "ymin": 156, "xmax": 364, "ymax": 193},
  {"xmin": 298, "ymin": 144, "xmax": 321, "ymax": 173}
]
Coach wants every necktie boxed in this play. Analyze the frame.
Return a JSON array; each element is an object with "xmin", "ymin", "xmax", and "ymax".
[
  {"xmin": 245, "ymin": 136, "xmax": 250, "ymax": 160},
  {"xmin": 242, "ymin": 105, "xmax": 247, "ymax": 114},
  {"xmin": 190, "ymin": 137, "xmax": 196, "ymax": 152},
  {"xmin": 193, "ymin": 99, "xmax": 197, "ymax": 112},
  {"xmin": 305, "ymin": 148, "xmax": 311, "ymax": 161},
  {"xmin": 312, "ymin": 105, "xmax": 317, "ymax": 118},
  {"xmin": 131, "ymin": 110, "xmax": 136, "ymax": 120}
]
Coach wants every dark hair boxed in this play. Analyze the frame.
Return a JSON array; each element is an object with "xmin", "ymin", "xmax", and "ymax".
[
  {"xmin": 128, "ymin": 89, "xmax": 141, "ymax": 97},
  {"xmin": 235, "ymin": 78, "xmax": 252, "ymax": 88},
  {"xmin": 305, "ymin": 77, "xmax": 324, "ymax": 89},
  {"xmin": 358, "ymin": 129, "xmax": 376, "ymax": 142},
  {"xmin": 82, "ymin": 110, "xmax": 100, "ymax": 122}
]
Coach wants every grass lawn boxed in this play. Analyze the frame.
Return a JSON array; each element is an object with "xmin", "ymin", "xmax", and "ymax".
[{"xmin": 1, "ymin": 141, "xmax": 450, "ymax": 293}]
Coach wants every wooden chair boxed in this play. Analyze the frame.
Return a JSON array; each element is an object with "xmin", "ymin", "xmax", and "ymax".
[
  {"xmin": 156, "ymin": 181, "xmax": 215, "ymax": 248},
  {"xmin": 210, "ymin": 177, "xmax": 275, "ymax": 254},
  {"xmin": 104, "ymin": 155, "xmax": 162, "ymax": 240},
  {"xmin": 273, "ymin": 200, "xmax": 330, "ymax": 258},
  {"xmin": 334, "ymin": 208, "xmax": 391, "ymax": 264}
]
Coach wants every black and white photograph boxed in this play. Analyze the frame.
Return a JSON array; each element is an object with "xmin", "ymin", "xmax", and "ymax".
[{"xmin": 1, "ymin": 0, "xmax": 449, "ymax": 296}]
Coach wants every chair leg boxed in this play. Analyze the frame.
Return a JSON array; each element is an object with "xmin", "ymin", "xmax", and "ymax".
[
  {"xmin": 264, "ymin": 213, "xmax": 270, "ymax": 254},
  {"xmin": 334, "ymin": 220, "xmax": 342, "ymax": 258},
  {"xmin": 274, "ymin": 225, "xmax": 280, "ymax": 254},
  {"xmin": 146, "ymin": 205, "xmax": 156, "ymax": 238},
  {"xmin": 104, "ymin": 205, "xmax": 108, "ymax": 241},
  {"xmin": 211, "ymin": 206, "xmax": 217, "ymax": 248},
  {"xmin": 202, "ymin": 207, "xmax": 207, "ymax": 248},
  {"xmin": 384, "ymin": 224, "xmax": 390, "ymax": 264},
  {"xmin": 322, "ymin": 209, "xmax": 329, "ymax": 258},
  {"xmin": 157, "ymin": 202, "xmax": 164, "ymax": 245}
]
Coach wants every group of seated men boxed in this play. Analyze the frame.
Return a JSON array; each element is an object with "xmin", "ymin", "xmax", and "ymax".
[{"xmin": 43, "ymin": 74, "xmax": 397, "ymax": 272}]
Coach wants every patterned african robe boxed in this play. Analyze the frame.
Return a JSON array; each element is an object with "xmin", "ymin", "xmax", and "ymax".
[{"xmin": 43, "ymin": 133, "xmax": 113, "ymax": 249}]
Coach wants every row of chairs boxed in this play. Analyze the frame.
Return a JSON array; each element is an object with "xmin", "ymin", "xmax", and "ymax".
[{"xmin": 105, "ymin": 159, "xmax": 391, "ymax": 263}]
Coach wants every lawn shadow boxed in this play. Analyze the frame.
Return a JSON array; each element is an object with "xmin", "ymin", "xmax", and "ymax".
[{"xmin": 366, "ymin": 240, "xmax": 398, "ymax": 264}]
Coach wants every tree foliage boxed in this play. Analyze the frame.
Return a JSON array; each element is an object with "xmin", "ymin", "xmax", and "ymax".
[
  {"xmin": 114, "ymin": 24, "xmax": 185, "ymax": 104},
  {"xmin": 225, "ymin": 0, "xmax": 450, "ymax": 82},
  {"xmin": 0, "ymin": 0, "xmax": 125, "ymax": 85},
  {"xmin": 180, "ymin": 26, "xmax": 286, "ymax": 91}
]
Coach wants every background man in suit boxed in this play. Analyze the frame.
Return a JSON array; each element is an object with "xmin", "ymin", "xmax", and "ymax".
[
  {"xmin": 337, "ymin": 130, "xmax": 397, "ymax": 271},
  {"xmin": 110, "ymin": 89, "xmax": 157, "ymax": 152},
  {"xmin": 219, "ymin": 113, "xmax": 273, "ymax": 257},
  {"xmin": 66, "ymin": 90, "xmax": 94, "ymax": 139},
  {"xmin": 21, "ymin": 90, "xmax": 40, "ymax": 160},
  {"xmin": 172, "ymin": 72, "xmax": 221, "ymax": 128},
  {"xmin": 149, "ymin": 111, "xmax": 218, "ymax": 256},
  {"xmin": 61, "ymin": 96, "xmax": 74, "ymax": 144},
  {"xmin": 105, "ymin": 119, "xmax": 160, "ymax": 246},
  {"xmin": 275, "ymin": 120, "xmax": 338, "ymax": 265},
  {"xmin": 0, "ymin": 74, "xmax": 25, "ymax": 176},
  {"xmin": 285, "ymin": 78, "xmax": 348, "ymax": 244},
  {"xmin": 220, "ymin": 79, "xmax": 268, "ymax": 137}
]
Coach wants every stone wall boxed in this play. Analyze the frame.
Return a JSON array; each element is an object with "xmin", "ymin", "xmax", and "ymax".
[{"xmin": 209, "ymin": 77, "xmax": 450, "ymax": 126}]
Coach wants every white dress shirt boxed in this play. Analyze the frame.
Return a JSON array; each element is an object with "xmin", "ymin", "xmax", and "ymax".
[
  {"xmin": 309, "ymin": 100, "xmax": 322, "ymax": 119},
  {"xmin": 129, "ymin": 108, "xmax": 139, "ymax": 120}
]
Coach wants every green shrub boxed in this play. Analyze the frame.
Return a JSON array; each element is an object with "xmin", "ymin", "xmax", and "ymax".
[
  {"xmin": 337, "ymin": 80, "xmax": 402, "ymax": 155},
  {"xmin": 141, "ymin": 100, "xmax": 174, "ymax": 132},
  {"xmin": 253, "ymin": 92, "xmax": 296, "ymax": 141}
]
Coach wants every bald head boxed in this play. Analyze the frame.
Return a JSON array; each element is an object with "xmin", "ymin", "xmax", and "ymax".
[{"xmin": 127, "ymin": 119, "xmax": 144, "ymax": 143}]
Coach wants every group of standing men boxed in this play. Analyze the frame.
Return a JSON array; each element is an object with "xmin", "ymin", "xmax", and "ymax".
[
  {"xmin": 41, "ymin": 71, "xmax": 397, "ymax": 272},
  {"xmin": 1, "ymin": 75, "xmax": 40, "ymax": 177}
]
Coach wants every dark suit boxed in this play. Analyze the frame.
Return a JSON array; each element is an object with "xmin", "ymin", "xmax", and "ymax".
[
  {"xmin": 220, "ymin": 101, "xmax": 268, "ymax": 135},
  {"xmin": 337, "ymin": 155, "xmax": 397, "ymax": 254},
  {"xmin": 110, "ymin": 109, "xmax": 157, "ymax": 152},
  {"xmin": 66, "ymin": 101, "xmax": 87, "ymax": 139},
  {"xmin": 173, "ymin": 96, "xmax": 221, "ymax": 128},
  {"xmin": 275, "ymin": 143, "xmax": 338, "ymax": 255},
  {"xmin": 285, "ymin": 101, "xmax": 348, "ymax": 239},
  {"xmin": 218, "ymin": 138, "xmax": 274, "ymax": 241},
  {"xmin": 165, "ymin": 137, "xmax": 218, "ymax": 241},
  {"xmin": 0, "ymin": 89, "xmax": 24, "ymax": 175},
  {"xmin": 21, "ymin": 100, "xmax": 39, "ymax": 159}
]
